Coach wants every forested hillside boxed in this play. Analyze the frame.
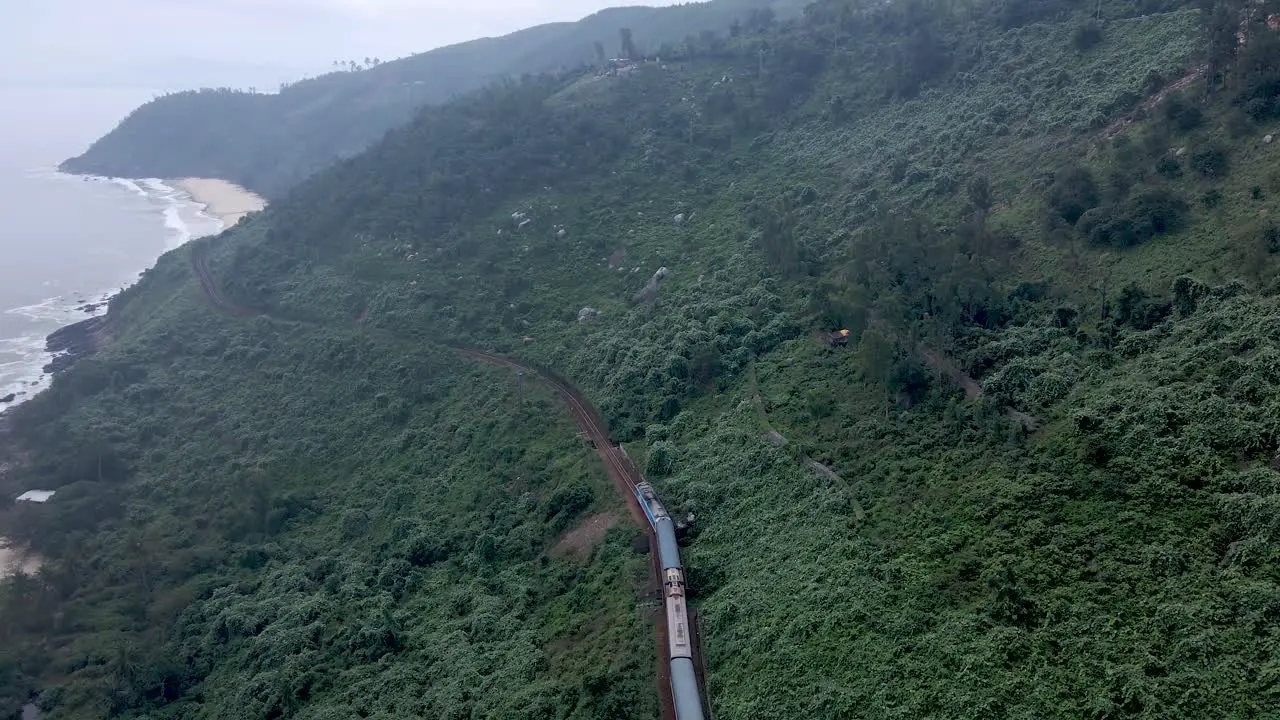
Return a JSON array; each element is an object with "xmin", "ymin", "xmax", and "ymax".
[
  {"xmin": 8, "ymin": 0, "xmax": 1280, "ymax": 718},
  {"xmin": 58, "ymin": 0, "xmax": 804, "ymax": 197}
]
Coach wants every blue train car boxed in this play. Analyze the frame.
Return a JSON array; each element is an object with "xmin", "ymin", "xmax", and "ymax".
[{"xmin": 634, "ymin": 482, "xmax": 706, "ymax": 720}]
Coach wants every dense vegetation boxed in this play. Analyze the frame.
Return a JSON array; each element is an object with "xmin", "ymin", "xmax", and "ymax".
[
  {"xmin": 8, "ymin": 0, "xmax": 1280, "ymax": 717},
  {"xmin": 59, "ymin": 0, "xmax": 805, "ymax": 197}
]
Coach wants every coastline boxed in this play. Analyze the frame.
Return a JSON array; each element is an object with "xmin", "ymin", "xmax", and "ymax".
[
  {"xmin": 173, "ymin": 178, "xmax": 265, "ymax": 228},
  {"xmin": 1, "ymin": 176, "xmax": 266, "ymax": 412},
  {"xmin": 34, "ymin": 178, "xmax": 266, "ymax": 381}
]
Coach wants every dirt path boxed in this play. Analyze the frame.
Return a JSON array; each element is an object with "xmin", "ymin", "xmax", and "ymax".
[
  {"xmin": 550, "ymin": 512, "xmax": 619, "ymax": 558},
  {"xmin": 917, "ymin": 343, "xmax": 1039, "ymax": 430},
  {"xmin": 1100, "ymin": 66, "xmax": 1206, "ymax": 141}
]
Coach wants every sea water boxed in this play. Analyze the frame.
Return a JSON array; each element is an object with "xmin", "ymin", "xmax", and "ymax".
[{"xmin": 0, "ymin": 86, "xmax": 224, "ymax": 407}]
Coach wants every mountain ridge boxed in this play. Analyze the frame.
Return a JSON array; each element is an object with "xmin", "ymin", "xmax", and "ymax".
[{"xmin": 58, "ymin": 0, "xmax": 804, "ymax": 197}]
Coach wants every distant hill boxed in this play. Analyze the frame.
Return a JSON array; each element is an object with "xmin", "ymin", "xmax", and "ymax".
[{"xmin": 59, "ymin": 0, "xmax": 805, "ymax": 196}]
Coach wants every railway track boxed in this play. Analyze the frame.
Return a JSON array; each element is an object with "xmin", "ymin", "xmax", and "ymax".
[
  {"xmin": 189, "ymin": 246, "xmax": 706, "ymax": 719},
  {"xmin": 190, "ymin": 243, "xmax": 257, "ymax": 317}
]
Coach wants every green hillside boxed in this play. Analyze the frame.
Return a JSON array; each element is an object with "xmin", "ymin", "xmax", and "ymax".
[
  {"xmin": 58, "ymin": 0, "xmax": 803, "ymax": 197},
  {"xmin": 7, "ymin": 0, "xmax": 1280, "ymax": 718}
]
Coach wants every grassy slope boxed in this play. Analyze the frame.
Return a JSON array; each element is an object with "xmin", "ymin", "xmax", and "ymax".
[
  {"xmin": 6, "ymin": 1, "xmax": 1280, "ymax": 719},
  {"xmin": 1, "ymin": 233, "xmax": 657, "ymax": 719}
]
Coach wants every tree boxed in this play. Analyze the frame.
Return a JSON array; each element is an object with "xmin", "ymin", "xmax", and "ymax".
[
  {"xmin": 1189, "ymin": 143, "xmax": 1229, "ymax": 177},
  {"xmin": 645, "ymin": 441, "xmax": 676, "ymax": 477},
  {"xmin": 594, "ymin": 40, "xmax": 607, "ymax": 66},
  {"xmin": 1072, "ymin": 20, "xmax": 1103, "ymax": 51},
  {"xmin": 1047, "ymin": 165, "xmax": 1099, "ymax": 225},
  {"xmin": 620, "ymin": 27, "xmax": 638, "ymax": 60},
  {"xmin": 1202, "ymin": 0, "xmax": 1245, "ymax": 91},
  {"xmin": 967, "ymin": 175, "xmax": 994, "ymax": 250}
]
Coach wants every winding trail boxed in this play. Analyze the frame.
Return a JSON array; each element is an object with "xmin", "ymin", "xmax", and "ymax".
[
  {"xmin": 189, "ymin": 241, "xmax": 687, "ymax": 719},
  {"xmin": 190, "ymin": 243, "xmax": 257, "ymax": 317}
]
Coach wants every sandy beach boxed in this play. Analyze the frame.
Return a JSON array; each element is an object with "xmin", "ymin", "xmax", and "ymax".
[{"xmin": 174, "ymin": 178, "xmax": 266, "ymax": 228}]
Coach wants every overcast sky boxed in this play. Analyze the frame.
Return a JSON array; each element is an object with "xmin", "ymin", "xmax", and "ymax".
[{"xmin": 1, "ymin": 0, "xmax": 679, "ymax": 89}]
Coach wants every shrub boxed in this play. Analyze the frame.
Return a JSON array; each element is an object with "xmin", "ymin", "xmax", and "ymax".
[
  {"xmin": 1079, "ymin": 188, "xmax": 1187, "ymax": 247},
  {"xmin": 1047, "ymin": 165, "xmax": 1099, "ymax": 225},
  {"xmin": 1189, "ymin": 144, "xmax": 1229, "ymax": 178},
  {"xmin": 1142, "ymin": 69, "xmax": 1165, "ymax": 94},
  {"xmin": 1053, "ymin": 305, "xmax": 1079, "ymax": 330},
  {"xmin": 1264, "ymin": 224, "xmax": 1280, "ymax": 254},
  {"xmin": 1116, "ymin": 283, "xmax": 1173, "ymax": 329},
  {"xmin": 1172, "ymin": 276, "xmax": 1210, "ymax": 316},
  {"xmin": 1072, "ymin": 21, "xmax": 1103, "ymax": 51},
  {"xmin": 889, "ymin": 359, "xmax": 931, "ymax": 405},
  {"xmin": 645, "ymin": 440, "xmax": 677, "ymax": 477},
  {"xmin": 1234, "ymin": 33, "xmax": 1280, "ymax": 120},
  {"xmin": 1156, "ymin": 154, "xmax": 1182, "ymax": 179},
  {"xmin": 1161, "ymin": 95, "xmax": 1203, "ymax": 132},
  {"xmin": 544, "ymin": 484, "xmax": 593, "ymax": 520}
]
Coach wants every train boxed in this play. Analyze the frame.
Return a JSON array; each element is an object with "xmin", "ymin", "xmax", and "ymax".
[{"xmin": 634, "ymin": 482, "xmax": 706, "ymax": 720}]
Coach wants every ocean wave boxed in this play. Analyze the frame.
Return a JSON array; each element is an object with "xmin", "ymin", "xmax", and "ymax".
[
  {"xmin": 0, "ymin": 333, "xmax": 52, "ymax": 405},
  {"xmin": 110, "ymin": 177, "xmax": 150, "ymax": 199},
  {"xmin": 34, "ymin": 171, "xmax": 225, "ymax": 249},
  {"xmin": 1, "ymin": 174, "xmax": 227, "ymax": 411},
  {"xmin": 135, "ymin": 178, "xmax": 224, "ymax": 250},
  {"xmin": 0, "ymin": 293, "xmax": 113, "ymax": 406}
]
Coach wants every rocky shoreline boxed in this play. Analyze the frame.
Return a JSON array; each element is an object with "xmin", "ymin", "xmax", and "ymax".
[{"xmin": 41, "ymin": 315, "xmax": 112, "ymax": 377}]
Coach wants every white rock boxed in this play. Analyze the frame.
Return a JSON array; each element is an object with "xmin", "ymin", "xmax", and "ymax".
[
  {"xmin": 578, "ymin": 307, "xmax": 601, "ymax": 322},
  {"xmin": 673, "ymin": 213, "xmax": 686, "ymax": 225},
  {"xmin": 1265, "ymin": 134, "xmax": 1274, "ymax": 144}
]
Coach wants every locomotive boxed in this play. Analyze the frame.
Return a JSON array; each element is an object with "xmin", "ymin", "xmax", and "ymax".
[{"xmin": 634, "ymin": 482, "xmax": 706, "ymax": 720}]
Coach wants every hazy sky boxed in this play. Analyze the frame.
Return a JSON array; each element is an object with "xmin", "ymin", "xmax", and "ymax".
[{"xmin": 1, "ymin": 0, "xmax": 679, "ymax": 89}]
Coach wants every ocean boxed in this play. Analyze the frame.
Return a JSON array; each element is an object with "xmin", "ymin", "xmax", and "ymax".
[{"xmin": 0, "ymin": 86, "xmax": 224, "ymax": 407}]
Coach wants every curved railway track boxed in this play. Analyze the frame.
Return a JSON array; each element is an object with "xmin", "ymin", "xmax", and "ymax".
[{"xmin": 189, "ymin": 242, "xmax": 708, "ymax": 719}]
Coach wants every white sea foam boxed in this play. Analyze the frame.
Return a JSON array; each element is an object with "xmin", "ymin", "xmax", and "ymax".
[
  {"xmin": 110, "ymin": 177, "xmax": 149, "ymax": 199},
  {"xmin": 136, "ymin": 178, "xmax": 223, "ymax": 250},
  {"xmin": 0, "ymin": 295, "xmax": 111, "ymax": 405},
  {"xmin": 0, "ymin": 174, "xmax": 226, "ymax": 411}
]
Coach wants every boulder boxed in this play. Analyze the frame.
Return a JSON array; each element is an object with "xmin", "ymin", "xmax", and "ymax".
[
  {"xmin": 578, "ymin": 307, "xmax": 601, "ymax": 322},
  {"xmin": 632, "ymin": 267, "xmax": 671, "ymax": 305}
]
